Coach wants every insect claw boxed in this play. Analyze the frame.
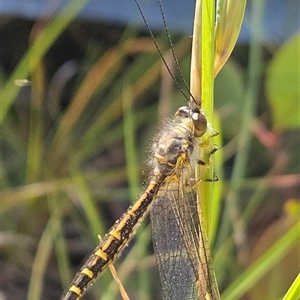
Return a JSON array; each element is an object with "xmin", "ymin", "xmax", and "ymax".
[
  {"xmin": 204, "ymin": 175, "xmax": 219, "ymax": 182},
  {"xmin": 197, "ymin": 159, "xmax": 206, "ymax": 166},
  {"xmin": 209, "ymin": 145, "xmax": 221, "ymax": 157}
]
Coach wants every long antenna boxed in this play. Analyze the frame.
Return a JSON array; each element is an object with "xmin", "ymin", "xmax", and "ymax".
[
  {"xmin": 134, "ymin": 0, "xmax": 196, "ymax": 103},
  {"xmin": 157, "ymin": 0, "xmax": 194, "ymax": 100}
]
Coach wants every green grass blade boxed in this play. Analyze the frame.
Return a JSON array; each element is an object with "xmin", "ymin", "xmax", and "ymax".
[
  {"xmin": 282, "ymin": 273, "xmax": 300, "ymax": 300},
  {"xmin": 27, "ymin": 198, "xmax": 62, "ymax": 300},
  {"xmin": 222, "ymin": 221, "xmax": 300, "ymax": 300},
  {"xmin": 221, "ymin": 0, "xmax": 266, "ymax": 257},
  {"xmin": 26, "ymin": 63, "xmax": 44, "ymax": 183},
  {"xmin": 122, "ymin": 82, "xmax": 151, "ymax": 300},
  {"xmin": 190, "ymin": 1, "xmax": 221, "ymax": 299},
  {"xmin": 1, "ymin": 0, "xmax": 91, "ymax": 124},
  {"xmin": 209, "ymin": 113, "xmax": 223, "ymax": 245},
  {"xmin": 122, "ymin": 83, "xmax": 141, "ymax": 201},
  {"xmin": 215, "ymin": 0, "xmax": 247, "ymax": 76},
  {"xmin": 70, "ymin": 167, "xmax": 105, "ymax": 241},
  {"xmin": 191, "ymin": 0, "xmax": 216, "ymax": 234}
]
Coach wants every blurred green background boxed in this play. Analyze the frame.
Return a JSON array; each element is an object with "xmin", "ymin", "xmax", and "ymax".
[{"xmin": 1, "ymin": 1, "xmax": 299, "ymax": 300}]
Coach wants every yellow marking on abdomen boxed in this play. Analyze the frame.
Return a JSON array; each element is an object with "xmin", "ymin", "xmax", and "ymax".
[
  {"xmin": 69, "ymin": 285, "xmax": 81, "ymax": 295},
  {"xmin": 61, "ymin": 179, "xmax": 163, "ymax": 299},
  {"xmin": 109, "ymin": 228, "xmax": 121, "ymax": 240},
  {"xmin": 81, "ymin": 268, "xmax": 94, "ymax": 279},
  {"xmin": 127, "ymin": 208, "xmax": 136, "ymax": 216},
  {"xmin": 95, "ymin": 249, "xmax": 108, "ymax": 260}
]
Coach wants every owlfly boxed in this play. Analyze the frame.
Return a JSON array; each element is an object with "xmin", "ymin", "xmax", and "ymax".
[
  {"xmin": 62, "ymin": 0, "xmax": 223, "ymax": 299},
  {"xmin": 62, "ymin": 99, "xmax": 219, "ymax": 300}
]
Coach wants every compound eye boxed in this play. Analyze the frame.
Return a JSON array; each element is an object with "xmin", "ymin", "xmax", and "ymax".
[{"xmin": 192, "ymin": 112, "xmax": 207, "ymax": 137}]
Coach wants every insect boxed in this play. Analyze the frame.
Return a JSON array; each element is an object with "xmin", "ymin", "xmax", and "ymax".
[{"xmin": 61, "ymin": 1, "xmax": 220, "ymax": 299}]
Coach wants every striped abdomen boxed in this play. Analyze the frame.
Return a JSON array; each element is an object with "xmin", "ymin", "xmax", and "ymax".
[{"xmin": 61, "ymin": 178, "xmax": 163, "ymax": 300}]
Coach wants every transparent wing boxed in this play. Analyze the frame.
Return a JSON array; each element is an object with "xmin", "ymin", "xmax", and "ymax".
[{"xmin": 151, "ymin": 164, "xmax": 219, "ymax": 300}]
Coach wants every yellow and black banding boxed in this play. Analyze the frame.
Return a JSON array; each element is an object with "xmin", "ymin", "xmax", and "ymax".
[
  {"xmin": 61, "ymin": 104, "xmax": 202, "ymax": 300},
  {"xmin": 61, "ymin": 178, "xmax": 164, "ymax": 300}
]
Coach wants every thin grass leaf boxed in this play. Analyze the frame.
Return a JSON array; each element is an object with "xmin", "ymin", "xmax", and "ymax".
[
  {"xmin": 190, "ymin": 1, "xmax": 247, "ymax": 298},
  {"xmin": 55, "ymin": 219, "xmax": 71, "ymax": 291},
  {"xmin": 26, "ymin": 62, "xmax": 44, "ymax": 183},
  {"xmin": 192, "ymin": 0, "xmax": 246, "ymax": 230},
  {"xmin": 1, "ymin": 0, "xmax": 91, "ymax": 124},
  {"xmin": 209, "ymin": 113, "xmax": 223, "ymax": 245},
  {"xmin": 49, "ymin": 31, "xmax": 138, "ymax": 156},
  {"xmin": 27, "ymin": 198, "xmax": 62, "ymax": 300},
  {"xmin": 215, "ymin": 0, "xmax": 247, "ymax": 76},
  {"xmin": 190, "ymin": 1, "xmax": 222, "ymax": 299},
  {"xmin": 1, "ymin": 169, "xmax": 127, "ymax": 213},
  {"xmin": 76, "ymin": 39, "xmax": 161, "ymax": 160},
  {"xmin": 108, "ymin": 264, "xmax": 130, "ymax": 300},
  {"xmin": 222, "ymin": 221, "xmax": 300, "ymax": 300},
  {"xmin": 191, "ymin": 0, "xmax": 216, "ymax": 233},
  {"xmin": 122, "ymin": 82, "xmax": 152, "ymax": 300},
  {"xmin": 122, "ymin": 83, "xmax": 141, "ymax": 201},
  {"xmin": 70, "ymin": 167, "xmax": 105, "ymax": 241},
  {"xmin": 282, "ymin": 273, "xmax": 300, "ymax": 300},
  {"xmin": 220, "ymin": 0, "xmax": 266, "ymax": 261}
]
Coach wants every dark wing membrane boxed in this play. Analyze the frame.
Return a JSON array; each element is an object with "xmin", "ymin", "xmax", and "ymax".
[
  {"xmin": 151, "ymin": 189, "xmax": 198, "ymax": 299},
  {"xmin": 151, "ymin": 165, "xmax": 219, "ymax": 300}
]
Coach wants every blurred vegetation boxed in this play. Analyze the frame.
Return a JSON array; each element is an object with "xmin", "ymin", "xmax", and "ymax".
[{"xmin": 1, "ymin": 1, "xmax": 299, "ymax": 300}]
